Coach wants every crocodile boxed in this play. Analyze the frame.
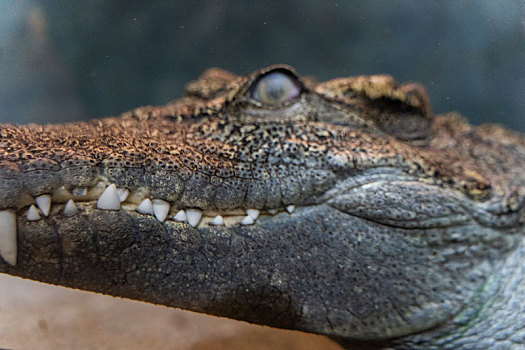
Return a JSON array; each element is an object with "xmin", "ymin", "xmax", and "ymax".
[{"xmin": 0, "ymin": 64, "xmax": 524, "ymax": 349}]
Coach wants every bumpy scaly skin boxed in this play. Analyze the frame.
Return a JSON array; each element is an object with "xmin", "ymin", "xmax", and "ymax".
[{"xmin": 0, "ymin": 65, "xmax": 524, "ymax": 349}]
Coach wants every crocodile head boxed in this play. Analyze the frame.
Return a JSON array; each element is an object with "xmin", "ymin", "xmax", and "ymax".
[{"xmin": 1, "ymin": 65, "xmax": 524, "ymax": 347}]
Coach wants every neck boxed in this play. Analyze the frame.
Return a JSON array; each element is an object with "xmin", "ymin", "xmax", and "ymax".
[
  {"xmin": 395, "ymin": 236, "xmax": 525, "ymax": 349},
  {"xmin": 335, "ymin": 236, "xmax": 525, "ymax": 350}
]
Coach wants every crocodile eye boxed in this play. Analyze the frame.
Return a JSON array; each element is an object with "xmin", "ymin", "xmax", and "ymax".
[{"xmin": 252, "ymin": 71, "xmax": 301, "ymax": 105}]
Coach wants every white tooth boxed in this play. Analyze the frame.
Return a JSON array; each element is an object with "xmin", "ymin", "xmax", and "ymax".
[
  {"xmin": 0, "ymin": 210, "xmax": 17, "ymax": 266},
  {"xmin": 246, "ymin": 209, "xmax": 260, "ymax": 220},
  {"xmin": 152, "ymin": 199, "xmax": 170, "ymax": 222},
  {"xmin": 117, "ymin": 188, "xmax": 129, "ymax": 202},
  {"xmin": 36, "ymin": 194, "xmax": 51, "ymax": 217},
  {"xmin": 186, "ymin": 209, "xmax": 202, "ymax": 227},
  {"xmin": 173, "ymin": 210, "xmax": 186, "ymax": 222},
  {"xmin": 268, "ymin": 209, "xmax": 278, "ymax": 215},
  {"xmin": 286, "ymin": 205, "xmax": 295, "ymax": 213},
  {"xmin": 72, "ymin": 187, "xmax": 87, "ymax": 196},
  {"xmin": 137, "ymin": 198, "xmax": 154, "ymax": 215},
  {"xmin": 96, "ymin": 184, "xmax": 121, "ymax": 210},
  {"xmin": 210, "ymin": 215, "xmax": 225, "ymax": 226},
  {"xmin": 241, "ymin": 216, "xmax": 254, "ymax": 225},
  {"xmin": 26, "ymin": 205, "xmax": 41, "ymax": 221},
  {"xmin": 63, "ymin": 200, "xmax": 78, "ymax": 216}
]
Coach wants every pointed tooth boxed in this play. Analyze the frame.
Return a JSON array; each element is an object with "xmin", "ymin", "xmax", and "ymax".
[
  {"xmin": 27, "ymin": 205, "xmax": 41, "ymax": 221},
  {"xmin": 137, "ymin": 198, "xmax": 154, "ymax": 215},
  {"xmin": 241, "ymin": 216, "xmax": 255, "ymax": 225},
  {"xmin": 173, "ymin": 210, "xmax": 186, "ymax": 222},
  {"xmin": 96, "ymin": 184, "xmax": 121, "ymax": 210},
  {"xmin": 286, "ymin": 205, "xmax": 295, "ymax": 213},
  {"xmin": 72, "ymin": 187, "xmax": 87, "ymax": 197},
  {"xmin": 0, "ymin": 210, "xmax": 17, "ymax": 266},
  {"xmin": 268, "ymin": 209, "xmax": 278, "ymax": 215},
  {"xmin": 186, "ymin": 209, "xmax": 202, "ymax": 227},
  {"xmin": 63, "ymin": 199, "xmax": 78, "ymax": 216},
  {"xmin": 35, "ymin": 194, "xmax": 51, "ymax": 217},
  {"xmin": 117, "ymin": 188, "xmax": 129, "ymax": 202},
  {"xmin": 152, "ymin": 199, "xmax": 170, "ymax": 222},
  {"xmin": 210, "ymin": 215, "xmax": 225, "ymax": 226},
  {"xmin": 246, "ymin": 209, "xmax": 260, "ymax": 220}
]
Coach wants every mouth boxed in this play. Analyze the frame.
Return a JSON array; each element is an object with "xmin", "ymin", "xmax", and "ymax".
[
  {"xmin": 0, "ymin": 162, "xmax": 471, "ymax": 268},
  {"xmin": 0, "ymin": 174, "xmax": 307, "ymax": 267},
  {"xmin": 42, "ymin": 181, "xmax": 297, "ymax": 225}
]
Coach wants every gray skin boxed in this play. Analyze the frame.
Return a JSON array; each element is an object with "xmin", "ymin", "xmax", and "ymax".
[{"xmin": 0, "ymin": 65, "xmax": 524, "ymax": 349}]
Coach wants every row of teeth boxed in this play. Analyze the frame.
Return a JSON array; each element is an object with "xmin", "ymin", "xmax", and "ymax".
[{"xmin": 0, "ymin": 183, "xmax": 296, "ymax": 267}]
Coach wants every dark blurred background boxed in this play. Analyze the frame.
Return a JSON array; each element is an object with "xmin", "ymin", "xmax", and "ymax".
[{"xmin": 0, "ymin": 1, "xmax": 523, "ymax": 131}]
